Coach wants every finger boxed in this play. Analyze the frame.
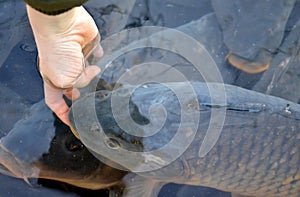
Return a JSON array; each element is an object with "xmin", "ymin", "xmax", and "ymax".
[
  {"xmin": 84, "ymin": 43, "xmax": 103, "ymax": 66},
  {"xmin": 44, "ymin": 83, "xmax": 71, "ymax": 125},
  {"xmin": 83, "ymin": 33, "xmax": 103, "ymax": 58},
  {"xmin": 64, "ymin": 88, "xmax": 81, "ymax": 101},
  {"xmin": 92, "ymin": 45, "xmax": 104, "ymax": 58},
  {"xmin": 73, "ymin": 65, "xmax": 101, "ymax": 88}
]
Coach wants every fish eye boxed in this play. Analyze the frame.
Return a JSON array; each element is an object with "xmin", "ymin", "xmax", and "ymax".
[{"xmin": 104, "ymin": 138, "xmax": 120, "ymax": 150}]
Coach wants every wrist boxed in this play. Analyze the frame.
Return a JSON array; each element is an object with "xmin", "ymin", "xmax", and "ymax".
[
  {"xmin": 27, "ymin": 5, "xmax": 82, "ymax": 37},
  {"xmin": 27, "ymin": 4, "xmax": 98, "ymax": 52}
]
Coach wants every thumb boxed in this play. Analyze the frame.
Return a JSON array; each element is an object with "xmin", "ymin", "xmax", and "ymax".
[{"xmin": 73, "ymin": 66, "xmax": 101, "ymax": 88}]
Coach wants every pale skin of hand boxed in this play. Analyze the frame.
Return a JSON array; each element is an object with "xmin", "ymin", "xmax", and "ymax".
[{"xmin": 27, "ymin": 5, "xmax": 103, "ymax": 125}]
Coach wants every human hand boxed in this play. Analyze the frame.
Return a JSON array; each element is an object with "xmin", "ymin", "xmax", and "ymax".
[{"xmin": 27, "ymin": 5, "xmax": 103, "ymax": 125}]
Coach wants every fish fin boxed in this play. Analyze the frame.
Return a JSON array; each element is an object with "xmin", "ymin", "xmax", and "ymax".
[
  {"xmin": 231, "ymin": 192, "xmax": 254, "ymax": 197},
  {"xmin": 23, "ymin": 177, "xmax": 32, "ymax": 186},
  {"xmin": 227, "ymin": 53, "xmax": 270, "ymax": 74},
  {"xmin": 0, "ymin": 164, "xmax": 15, "ymax": 177},
  {"xmin": 0, "ymin": 144, "xmax": 39, "ymax": 183},
  {"xmin": 122, "ymin": 173, "xmax": 165, "ymax": 197},
  {"xmin": 0, "ymin": 164, "xmax": 32, "ymax": 186}
]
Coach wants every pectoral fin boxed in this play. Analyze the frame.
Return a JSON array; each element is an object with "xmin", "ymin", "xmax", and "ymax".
[
  {"xmin": 227, "ymin": 53, "xmax": 270, "ymax": 74},
  {"xmin": 122, "ymin": 173, "xmax": 165, "ymax": 197}
]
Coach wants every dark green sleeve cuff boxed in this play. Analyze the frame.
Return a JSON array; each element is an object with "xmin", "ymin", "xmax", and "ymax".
[{"xmin": 23, "ymin": 0, "xmax": 88, "ymax": 15}]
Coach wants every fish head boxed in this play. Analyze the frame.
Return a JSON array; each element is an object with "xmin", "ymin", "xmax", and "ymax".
[
  {"xmin": 70, "ymin": 88, "xmax": 147, "ymax": 151},
  {"xmin": 0, "ymin": 101, "xmax": 127, "ymax": 190},
  {"xmin": 33, "ymin": 118, "xmax": 127, "ymax": 190},
  {"xmin": 69, "ymin": 83, "xmax": 201, "ymax": 173}
]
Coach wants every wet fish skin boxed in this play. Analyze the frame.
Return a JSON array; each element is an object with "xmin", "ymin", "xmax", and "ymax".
[
  {"xmin": 34, "ymin": 117, "xmax": 127, "ymax": 190},
  {"xmin": 70, "ymin": 82, "xmax": 300, "ymax": 197},
  {"xmin": 0, "ymin": 101, "xmax": 127, "ymax": 190}
]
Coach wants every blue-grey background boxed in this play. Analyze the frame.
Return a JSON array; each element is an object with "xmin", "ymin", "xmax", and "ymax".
[{"xmin": 1, "ymin": 0, "xmax": 300, "ymax": 196}]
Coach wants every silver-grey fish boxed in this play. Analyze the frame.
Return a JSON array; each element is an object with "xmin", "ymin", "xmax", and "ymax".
[{"xmin": 69, "ymin": 82, "xmax": 300, "ymax": 197}]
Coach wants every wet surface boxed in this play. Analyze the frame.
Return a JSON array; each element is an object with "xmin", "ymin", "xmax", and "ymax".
[{"xmin": 1, "ymin": 0, "xmax": 300, "ymax": 196}]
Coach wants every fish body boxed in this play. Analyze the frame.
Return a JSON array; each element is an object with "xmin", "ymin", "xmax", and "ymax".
[{"xmin": 70, "ymin": 82, "xmax": 300, "ymax": 197}]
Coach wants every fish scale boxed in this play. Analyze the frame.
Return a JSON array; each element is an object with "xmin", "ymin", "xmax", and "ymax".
[
  {"xmin": 178, "ymin": 111, "xmax": 300, "ymax": 196},
  {"xmin": 70, "ymin": 82, "xmax": 300, "ymax": 197}
]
